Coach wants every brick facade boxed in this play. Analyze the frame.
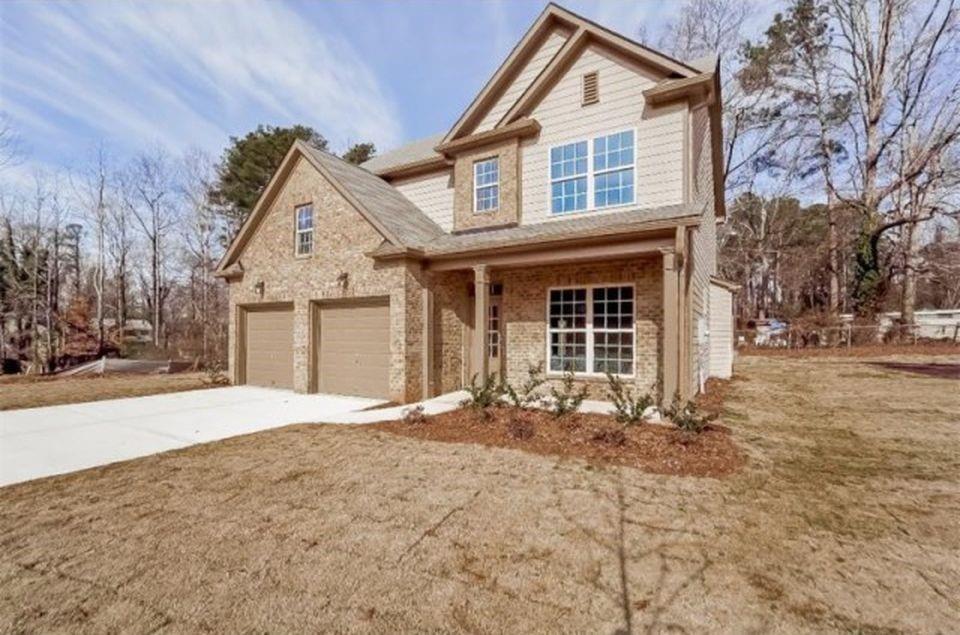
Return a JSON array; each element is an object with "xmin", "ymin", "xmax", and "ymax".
[
  {"xmin": 497, "ymin": 258, "xmax": 662, "ymax": 399},
  {"xmin": 424, "ymin": 258, "xmax": 663, "ymax": 400},
  {"xmin": 452, "ymin": 139, "xmax": 521, "ymax": 232},
  {"xmin": 226, "ymin": 156, "xmax": 424, "ymax": 403}
]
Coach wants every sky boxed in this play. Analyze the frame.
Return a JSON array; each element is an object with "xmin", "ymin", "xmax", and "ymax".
[{"xmin": 0, "ymin": 0, "xmax": 780, "ymax": 191}]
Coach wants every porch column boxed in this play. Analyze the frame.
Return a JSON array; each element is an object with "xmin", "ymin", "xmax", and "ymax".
[
  {"xmin": 471, "ymin": 264, "xmax": 490, "ymax": 382},
  {"xmin": 421, "ymin": 285, "xmax": 434, "ymax": 399},
  {"xmin": 661, "ymin": 248, "xmax": 681, "ymax": 404}
]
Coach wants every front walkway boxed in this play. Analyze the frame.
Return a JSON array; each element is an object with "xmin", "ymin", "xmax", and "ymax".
[{"xmin": 0, "ymin": 386, "xmax": 383, "ymax": 486}]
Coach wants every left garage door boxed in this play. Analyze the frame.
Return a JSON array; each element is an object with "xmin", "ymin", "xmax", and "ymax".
[{"xmin": 244, "ymin": 306, "xmax": 294, "ymax": 390}]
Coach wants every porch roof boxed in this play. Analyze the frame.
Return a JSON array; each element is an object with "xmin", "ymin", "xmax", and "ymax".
[{"xmin": 425, "ymin": 204, "xmax": 697, "ymax": 258}]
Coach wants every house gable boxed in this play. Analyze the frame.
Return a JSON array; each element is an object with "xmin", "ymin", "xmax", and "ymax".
[
  {"xmin": 443, "ymin": 3, "xmax": 698, "ymax": 144},
  {"xmin": 519, "ymin": 42, "xmax": 689, "ymax": 225},
  {"xmin": 217, "ymin": 141, "xmax": 442, "ymax": 275},
  {"xmin": 220, "ymin": 153, "xmax": 387, "ymax": 282}
]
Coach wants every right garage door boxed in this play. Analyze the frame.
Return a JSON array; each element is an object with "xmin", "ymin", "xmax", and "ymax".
[{"xmin": 317, "ymin": 298, "xmax": 390, "ymax": 399}]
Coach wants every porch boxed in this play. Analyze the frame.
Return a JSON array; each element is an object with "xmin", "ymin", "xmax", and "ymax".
[{"xmin": 418, "ymin": 226, "xmax": 692, "ymax": 403}]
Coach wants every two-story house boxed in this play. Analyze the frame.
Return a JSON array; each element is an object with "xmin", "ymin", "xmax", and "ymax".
[{"xmin": 215, "ymin": 3, "xmax": 733, "ymax": 404}]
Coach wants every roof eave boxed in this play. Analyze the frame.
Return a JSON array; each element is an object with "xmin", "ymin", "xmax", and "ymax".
[
  {"xmin": 374, "ymin": 156, "xmax": 451, "ymax": 180},
  {"xmin": 425, "ymin": 213, "xmax": 701, "ymax": 261},
  {"xmin": 434, "ymin": 118, "xmax": 541, "ymax": 156}
]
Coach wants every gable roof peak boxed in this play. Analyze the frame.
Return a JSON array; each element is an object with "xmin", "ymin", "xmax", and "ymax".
[
  {"xmin": 216, "ymin": 140, "xmax": 443, "ymax": 273},
  {"xmin": 442, "ymin": 2, "xmax": 699, "ymax": 143}
]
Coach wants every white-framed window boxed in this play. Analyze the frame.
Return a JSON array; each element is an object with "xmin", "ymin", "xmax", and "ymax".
[
  {"xmin": 593, "ymin": 131, "xmax": 635, "ymax": 208},
  {"xmin": 474, "ymin": 157, "xmax": 499, "ymax": 212},
  {"xmin": 550, "ymin": 140, "xmax": 588, "ymax": 214},
  {"xmin": 295, "ymin": 204, "xmax": 313, "ymax": 256},
  {"xmin": 547, "ymin": 285, "xmax": 634, "ymax": 376},
  {"xmin": 549, "ymin": 129, "xmax": 636, "ymax": 215},
  {"xmin": 487, "ymin": 303, "xmax": 500, "ymax": 358}
]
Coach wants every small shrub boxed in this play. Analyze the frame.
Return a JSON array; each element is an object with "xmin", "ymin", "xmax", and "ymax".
[
  {"xmin": 503, "ymin": 361, "xmax": 546, "ymax": 409},
  {"xmin": 605, "ymin": 373, "xmax": 654, "ymax": 426},
  {"xmin": 506, "ymin": 415, "xmax": 535, "ymax": 440},
  {"xmin": 592, "ymin": 427, "xmax": 626, "ymax": 446},
  {"xmin": 461, "ymin": 373, "xmax": 504, "ymax": 414},
  {"xmin": 546, "ymin": 369, "xmax": 588, "ymax": 417},
  {"xmin": 402, "ymin": 404, "xmax": 427, "ymax": 425},
  {"xmin": 203, "ymin": 361, "xmax": 229, "ymax": 386},
  {"xmin": 664, "ymin": 392, "xmax": 716, "ymax": 434}
]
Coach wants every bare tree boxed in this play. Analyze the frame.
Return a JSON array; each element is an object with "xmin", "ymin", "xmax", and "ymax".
[
  {"xmin": 107, "ymin": 188, "xmax": 132, "ymax": 343},
  {"xmin": 829, "ymin": 0, "xmax": 960, "ymax": 313},
  {"xmin": 180, "ymin": 148, "xmax": 224, "ymax": 363},
  {"xmin": 74, "ymin": 144, "xmax": 112, "ymax": 353},
  {"xmin": 122, "ymin": 147, "xmax": 180, "ymax": 348},
  {"xmin": 657, "ymin": 0, "xmax": 797, "ymax": 197}
]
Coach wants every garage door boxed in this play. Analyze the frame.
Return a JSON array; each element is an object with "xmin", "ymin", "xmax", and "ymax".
[
  {"xmin": 244, "ymin": 306, "xmax": 294, "ymax": 390},
  {"xmin": 317, "ymin": 299, "xmax": 390, "ymax": 399}
]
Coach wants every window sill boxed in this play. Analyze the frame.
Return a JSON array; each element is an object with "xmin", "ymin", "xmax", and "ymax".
[
  {"xmin": 550, "ymin": 200, "xmax": 637, "ymax": 218},
  {"xmin": 473, "ymin": 208, "xmax": 499, "ymax": 215},
  {"xmin": 545, "ymin": 372, "xmax": 634, "ymax": 382}
]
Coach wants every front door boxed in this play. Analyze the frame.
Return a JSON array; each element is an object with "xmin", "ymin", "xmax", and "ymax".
[{"xmin": 487, "ymin": 296, "xmax": 504, "ymax": 378}]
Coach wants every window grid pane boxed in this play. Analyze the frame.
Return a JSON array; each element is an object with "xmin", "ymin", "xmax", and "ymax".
[
  {"xmin": 548, "ymin": 286, "xmax": 633, "ymax": 376},
  {"xmin": 296, "ymin": 205, "xmax": 313, "ymax": 255},
  {"xmin": 593, "ymin": 131, "xmax": 635, "ymax": 208},
  {"xmin": 474, "ymin": 158, "xmax": 499, "ymax": 212},
  {"xmin": 550, "ymin": 141, "xmax": 588, "ymax": 214},
  {"xmin": 297, "ymin": 230, "xmax": 313, "ymax": 255}
]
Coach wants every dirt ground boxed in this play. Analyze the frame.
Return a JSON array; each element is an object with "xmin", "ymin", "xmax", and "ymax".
[
  {"xmin": 1, "ymin": 354, "xmax": 958, "ymax": 633},
  {"xmin": 0, "ymin": 372, "xmax": 212, "ymax": 411}
]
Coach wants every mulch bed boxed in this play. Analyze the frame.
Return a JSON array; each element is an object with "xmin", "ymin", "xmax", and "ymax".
[
  {"xmin": 740, "ymin": 342, "xmax": 960, "ymax": 358},
  {"xmin": 371, "ymin": 407, "xmax": 744, "ymax": 478}
]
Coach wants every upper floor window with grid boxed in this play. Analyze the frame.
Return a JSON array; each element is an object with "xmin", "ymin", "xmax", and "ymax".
[
  {"xmin": 593, "ymin": 130, "xmax": 634, "ymax": 208},
  {"xmin": 550, "ymin": 141, "xmax": 588, "ymax": 214},
  {"xmin": 474, "ymin": 158, "xmax": 499, "ymax": 212},
  {"xmin": 295, "ymin": 204, "xmax": 313, "ymax": 256}
]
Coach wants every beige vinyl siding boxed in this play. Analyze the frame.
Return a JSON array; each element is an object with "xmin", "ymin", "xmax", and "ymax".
[
  {"xmin": 687, "ymin": 104, "xmax": 718, "ymax": 394},
  {"xmin": 393, "ymin": 170, "xmax": 455, "ymax": 232},
  {"xmin": 709, "ymin": 282, "xmax": 734, "ymax": 379},
  {"xmin": 474, "ymin": 27, "xmax": 571, "ymax": 133},
  {"xmin": 521, "ymin": 44, "xmax": 687, "ymax": 225}
]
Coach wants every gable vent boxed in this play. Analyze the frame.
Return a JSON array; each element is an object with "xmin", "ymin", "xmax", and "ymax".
[{"xmin": 582, "ymin": 71, "xmax": 599, "ymax": 106}]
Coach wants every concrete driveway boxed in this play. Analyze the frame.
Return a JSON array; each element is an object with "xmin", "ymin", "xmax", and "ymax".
[{"xmin": 0, "ymin": 386, "xmax": 383, "ymax": 487}]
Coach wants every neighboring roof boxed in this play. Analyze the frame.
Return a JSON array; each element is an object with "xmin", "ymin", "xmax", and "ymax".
[
  {"xmin": 217, "ymin": 141, "xmax": 444, "ymax": 273},
  {"xmin": 361, "ymin": 133, "xmax": 445, "ymax": 175},
  {"xmin": 425, "ymin": 204, "xmax": 698, "ymax": 258}
]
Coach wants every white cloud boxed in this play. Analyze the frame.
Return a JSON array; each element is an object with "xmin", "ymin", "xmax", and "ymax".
[{"xmin": 0, "ymin": 0, "xmax": 403, "ymax": 162}]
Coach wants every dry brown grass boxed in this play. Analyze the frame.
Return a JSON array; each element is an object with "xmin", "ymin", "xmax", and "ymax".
[
  {"xmin": 0, "ymin": 372, "xmax": 212, "ymax": 411},
  {"xmin": 0, "ymin": 354, "xmax": 958, "ymax": 633}
]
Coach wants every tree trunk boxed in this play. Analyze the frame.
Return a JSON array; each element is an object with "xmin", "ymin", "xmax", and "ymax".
[
  {"xmin": 826, "ymin": 189, "xmax": 839, "ymax": 317},
  {"xmin": 900, "ymin": 217, "xmax": 921, "ymax": 326}
]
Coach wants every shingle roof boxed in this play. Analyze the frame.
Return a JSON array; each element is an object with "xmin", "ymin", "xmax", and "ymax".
[
  {"xmin": 300, "ymin": 144, "xmax": 445, "ymax": 248},
  {"xmin": 426, "ymin": 204, "xmax": 696, "ymax": 256},
  {"xmin": 360, "ymin": 133, "xmax": 445, "ymax": 174}
]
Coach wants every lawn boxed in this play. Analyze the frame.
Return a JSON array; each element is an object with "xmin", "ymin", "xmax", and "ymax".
[
  {"xmin": 1, "ymin": 354, "xmax": 958, "ymax": 633},
  {"xmin": 0, "ymin": 372, "xmax": 212, "ymax": 411}
]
